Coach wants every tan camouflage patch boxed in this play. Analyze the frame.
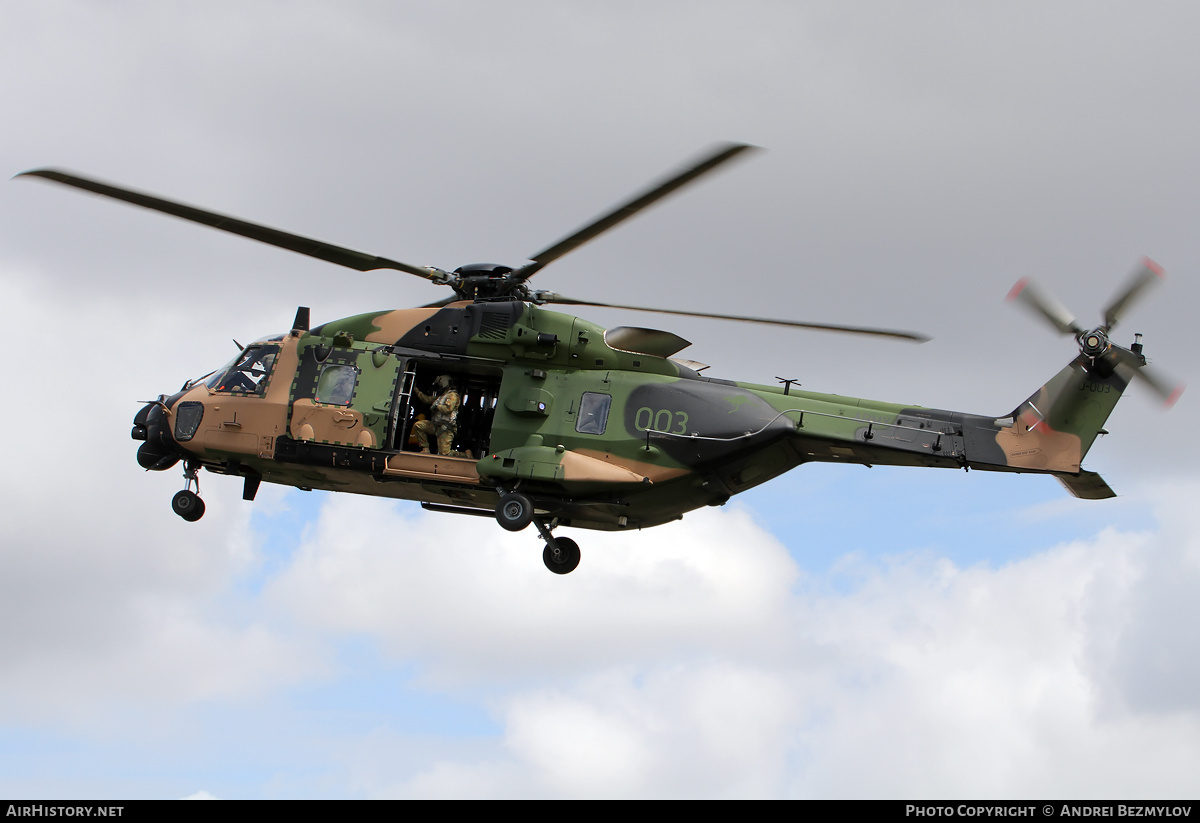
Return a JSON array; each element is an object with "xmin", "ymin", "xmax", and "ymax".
[
  {"xmin": 364, "ymin": 307, "xmax": 456, "ymax": 344},
  {"xmin": 383, "ymin": 452, "xmax": 481, "ymax": 484},
  {"xmin": 204, "ymin": 429, "xmax": 259, "ymax": 455},
  {"xmin": 559, "ymin": 451, "xmax": 648, "ymax": 484},
  {"xmin": 289, "ymin": 398, "xmax": 366, "ymax": 445},
  {"xmin": 994, "ymin": 405, "xmax": 1083, "ymax": 472},
  {"xmin": 573, "ymin": 448, "xmax": 691, "ymax": 484},
  {"xmin": 171, "ymin": 336, "xmax": 298, "ymax": 460}
]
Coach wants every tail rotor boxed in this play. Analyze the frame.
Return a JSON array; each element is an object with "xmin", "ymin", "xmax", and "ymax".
[{"xmin": 1007, "ymin": 258, "xmax": 1183, "ymax": 408}]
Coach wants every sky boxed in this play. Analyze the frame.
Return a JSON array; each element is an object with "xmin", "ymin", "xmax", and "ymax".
[{"xmin": 1, "ymin": 0, "xmax": 1199, "ymax": 799}]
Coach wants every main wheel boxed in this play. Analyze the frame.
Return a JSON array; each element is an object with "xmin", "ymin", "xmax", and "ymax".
[
  {"xmin": 496, "ymin": 492, "xmax": 533, "ymax": 532},
  {"xmin": 543, "ymin": 537, "xmax": 581, "ymax": 575},
  {"xmin": 171, "ymin": 490, "xmax": 206, "ymax": 522}
]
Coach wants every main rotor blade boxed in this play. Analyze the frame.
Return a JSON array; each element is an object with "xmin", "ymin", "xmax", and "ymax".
[
  {"xmin": 18, "ymin": 168, "xmax": 437, "ymax": 280},
  {"xmin": 1103, "ymin": 257, "xmax": 1164, "ymax": 332},
  {"xmin": 512, "ymin": 142, "xmax": 760, "ymax": 282},
  {"xmin": 1006, "ymin": 278, "xmax": 1082, "ymax": 336},
  {"xmin": 538, "ymin": 294, "xmax": 929, "ymax": 342}
]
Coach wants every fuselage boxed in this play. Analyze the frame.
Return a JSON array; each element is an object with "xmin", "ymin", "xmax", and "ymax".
[{"xmin": 133, "ymin": 301, "xmax": 1131, "ymax": 531}]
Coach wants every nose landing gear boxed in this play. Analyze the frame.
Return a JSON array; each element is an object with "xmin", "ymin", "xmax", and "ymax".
[{"xmin": 172, "ymin": 462, "xmax": 205, "ymax": 522}]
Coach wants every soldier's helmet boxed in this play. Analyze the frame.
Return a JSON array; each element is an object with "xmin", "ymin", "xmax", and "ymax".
[{"xmin": 433, "ymin": 374, "xmax": 453, "ymax": 390}]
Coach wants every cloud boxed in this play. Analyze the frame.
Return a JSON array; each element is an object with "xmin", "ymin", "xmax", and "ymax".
[
  {"xmin": 1088, "ymin": 486, "xmax": 1200, "ymax": 718},
  {"xmin": 263, "ymin": 497, "xmax": 800, "ymax": 681},
  {"xmin": 260, "ymin": 486, "xmax": 1200, "ymax": 798},
  {"xmin": 0, "ymin": 277, "xmax": 327, "ymax": 730}
]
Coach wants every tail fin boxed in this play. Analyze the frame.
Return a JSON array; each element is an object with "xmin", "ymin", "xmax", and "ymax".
[
  {"xmin": 988, "ymin": 263, "xmax": 1181, "ymax": 494},
  {"xmin": 993, "ymin": 355, "xmax": 1132, "ymax": 476}
]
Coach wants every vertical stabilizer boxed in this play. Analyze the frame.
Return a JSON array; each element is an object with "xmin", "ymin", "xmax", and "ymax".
[{"xmin": 995, "ymin": 355, "xmax": 1133, "ymax": 474}]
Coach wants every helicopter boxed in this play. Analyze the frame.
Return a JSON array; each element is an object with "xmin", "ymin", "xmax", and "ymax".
[{"xmin": 18, "ymin": 144, "xmax": 1182, "ymax": 574}]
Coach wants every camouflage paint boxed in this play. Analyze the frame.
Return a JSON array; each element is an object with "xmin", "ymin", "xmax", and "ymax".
[{"xmin": 145, "ymin": 302, "xmax": 1136, "ymax": 531}]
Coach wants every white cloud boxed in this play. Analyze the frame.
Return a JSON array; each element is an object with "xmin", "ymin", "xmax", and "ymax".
[
  {"xmin": 0, "ymin": 277, "xmax": 328, "ymax": 729},
  {"xmin": 276, "ymin": 487, "xmax": 1200, "ymax": 798},
  {"xmin": 264, "ymin": 497, "xmax": 799, "ymax": 680}
]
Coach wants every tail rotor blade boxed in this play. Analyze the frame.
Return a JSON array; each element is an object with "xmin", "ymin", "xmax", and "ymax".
[
  {"xmin": 1007, "ymin": 278, "xmax": 1082, "ymax": 336},
  {"xmin": 1136, "ymin": 366, "xmax": 1186, "ymax": 408},
  {"xmin": 1108, "ymin": 346, "xmax": 1185, "ymax": 407},
  {"xmin": 1103, "ymin": 257, "xmax": 1165, "ymax": 332}
]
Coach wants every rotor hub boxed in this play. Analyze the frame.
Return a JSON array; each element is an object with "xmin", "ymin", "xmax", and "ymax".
[
  {"xmin": 1079, "ymin": 328, "xmax": 1111, "ymax": 358},
  {"xmin": 452, "ymin": 264, "xmax": 526, "ymax": 302}
]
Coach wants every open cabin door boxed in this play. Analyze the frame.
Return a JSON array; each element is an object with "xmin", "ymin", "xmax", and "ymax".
[
  {"xmin": 392, "ymin": 361, "xmax": 502, "ymax": 458},
  {"xmin": 381, "ymin": 359, "xmax": 503, "ymax": 485}
]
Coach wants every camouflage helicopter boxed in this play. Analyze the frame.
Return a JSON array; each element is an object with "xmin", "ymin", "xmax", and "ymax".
[{"xmin": 19, "ymin": 144, "xmax": 1181, "ymax": 574}]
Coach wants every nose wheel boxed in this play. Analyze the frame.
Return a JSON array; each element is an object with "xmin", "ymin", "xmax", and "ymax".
[
  {"xmin": 172, "ymin": 490, "xmax": 205, "ymax": 522},
  {"xmin": 172, "ymin": 462, "xmax": 205, "ymax": 522}
]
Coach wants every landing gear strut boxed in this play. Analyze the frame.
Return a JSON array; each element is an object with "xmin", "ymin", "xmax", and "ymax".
[
  {"xmin": 493, "ymin": 490, "xmax": 582, "ymax": 573},
  {"xmin": 172, "ymin": 462, "xmax": 205, "ymax": 522}
]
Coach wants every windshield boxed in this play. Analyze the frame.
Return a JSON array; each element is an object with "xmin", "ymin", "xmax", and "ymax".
[{"xmin": 204, "ymin": 344, "xmax": 280, "ymax": 395}]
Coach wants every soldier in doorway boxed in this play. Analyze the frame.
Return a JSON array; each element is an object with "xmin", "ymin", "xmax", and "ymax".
[{"xmin": 412, "ymin": 374, "xmax": 468, "ymax": 457}]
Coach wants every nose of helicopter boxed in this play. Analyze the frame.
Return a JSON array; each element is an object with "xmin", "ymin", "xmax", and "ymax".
[{"xmin": 131, "ymin": 398, "xmax": 181, "ymax": 471}]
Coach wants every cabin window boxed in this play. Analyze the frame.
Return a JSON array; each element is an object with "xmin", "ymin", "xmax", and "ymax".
[
  {"xmin": 205, "ymin": 345, "xmax": 279, "ymax": 396},
  {"xmin": 316, "ymin": 364, "xmax": 358, "ymax": 406},
  {"xmin": 575, "ymin": 392, "xmax": 611, "ymax": 435}
]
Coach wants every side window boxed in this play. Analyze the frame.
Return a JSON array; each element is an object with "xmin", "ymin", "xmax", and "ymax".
[
  {"xmin": 174, "ymin": 402, "xmax": 205, "ymax": 441},
  {"xmin": 316, "ymin": 364, "xmax": 358, "ymax": 406},
  {"xmin": 576, "ymin": 392, "xmax": 612, "ymax": 435}
]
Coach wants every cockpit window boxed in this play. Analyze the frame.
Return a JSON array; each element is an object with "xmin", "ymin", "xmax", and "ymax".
[
  {"xmin": 576, "ymin": 392, "xmax": 612, "ymax": 435},
  {"xmin": 315, "ymin": 364, "xmax": 358, "ymax": 406},
  {"xmin": 205, "ymin": 345, "xmax": 279, "ymax": 396}
]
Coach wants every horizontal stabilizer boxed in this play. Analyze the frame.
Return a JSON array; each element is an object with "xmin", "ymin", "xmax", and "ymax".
[{"xmin": 1056, "ymin": 470, "xmax": 1116, "ymax": 500}]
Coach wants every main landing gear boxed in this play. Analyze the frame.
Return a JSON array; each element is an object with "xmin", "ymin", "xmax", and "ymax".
[
  {"xmin": 171, "ymin": 462, "xmax": 205, "ymax": 522},
  {"xmin": 495, "ymin": 491, "xmax": 534, "ymax": 532},
  {"xmin": 494, "ymin": 491, "xmax": 581, "ymax": 575},
  {"xmin": 541, "ymin": 535, "xmax": 581, "ymax": 575}
]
